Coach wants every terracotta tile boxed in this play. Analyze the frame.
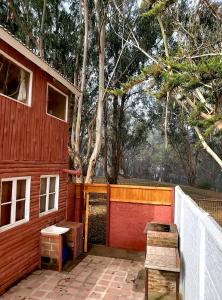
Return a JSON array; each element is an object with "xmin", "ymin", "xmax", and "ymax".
[
  {"xmin": 39, "ymin": 283, "xmax": 53, "ymax": 290},
  {"xmin": 0, "ymin": 255, "xmax": 143, "ymax": 300},
  {"xmin": 88, "ymin": 291, "xmax": 103, "ymax": 299},
  {"xmin": 102, "ymin": 274, "xmax": 113, "ymax": 281},
  {"xmin": 110, "ymin": 282, "xmax": 123, "ymax": 289},
  {"xmin": 97, "ymin": 280, "xmax": 110, "ymax": 287},
  {"xmin": 94, "ymin": 286, "xmax": 106, "ymax": 292},
  {"xmin": 31, "ymin": 290, "xmax": 47, "ymax": 297},
  {"xmin": 113, "ymin": 276, "xmax": 125, "ymax": 282},
  {"xmin": 102, "ymin": 293, "xmax": 117, "ymax": 300},
  {"xmin": 106, "ymin": 288, "xmax": 122, "ymax": 295},
  {"xmin": 70, "ymin": 281, "xmax": 82, "ymax": 288}
]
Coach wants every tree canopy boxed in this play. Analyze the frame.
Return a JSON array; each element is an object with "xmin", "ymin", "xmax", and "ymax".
[{"xmin": 2, "ymin": 0, "xmax": 222, "ymax": 188}]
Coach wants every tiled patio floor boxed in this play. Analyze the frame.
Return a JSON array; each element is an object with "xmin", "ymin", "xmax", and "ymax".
[{"xmin": 0, "ymin": 255, "xmax": 145, "ymax": 300}]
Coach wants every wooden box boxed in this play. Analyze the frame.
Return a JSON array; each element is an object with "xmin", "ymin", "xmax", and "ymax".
[
  {"xmin": 144, "ymin": 222, "xmax": 178, "ymax": 249},
  {"xmin": 57, "ymin": 221, "xmax": 83, "ymax": 259}
]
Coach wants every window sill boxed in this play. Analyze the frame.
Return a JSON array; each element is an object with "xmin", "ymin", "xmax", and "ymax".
[
  {"xmin": 0, "ymin": 219, "xmax": 29, "ymax": 232},
  {"xmin": 39, "ymin": 208, "xmax": 58, "ymax": 217},
  {"xmin": 46, "ymin": 112, "xmax": 67, "ymax": 123},
  {"xmin": 0, "ymin": 93, "xmax": 31, "ymax": 107}
]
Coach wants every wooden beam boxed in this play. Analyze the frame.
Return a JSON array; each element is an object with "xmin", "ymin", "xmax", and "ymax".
[
  {"xmin": 83, "ymin": 183, "xmax": 107, "ymax": 194},
  {"xmin": 84, "ymin": 193, "xmax": 89, "ymax": 253}
]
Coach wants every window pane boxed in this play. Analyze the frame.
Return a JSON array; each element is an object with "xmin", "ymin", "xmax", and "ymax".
[
  {"xmin": 16, "ymin": 200, "xmax": 25, "ymax": 221},
  {"xmin": 40, "ymin": 178, "xmax": 47, "ymax": 195},
  {"xmin": 47, "ymin": 86, "xmax": 67, "ymax": 121},
  {"xmin": 16, "ymin": 180, "xmax": 26, "ymax": 199},
  {"xmin": 1, "ymin": 181, "xmax": 12, "ymax": 204},
  {"xmin": 40, "ymin": 195, "xmax": 46, "ymax": 213},
  {"xmin": 48, "ymin": 193, "xmax": 55, "ymax": 210},
  {"xmin": 49, "ymin": 177, "xmax": 56, "ymax": 193},
  {"xmin": 0, "ymin": 53, "xmax": 30, "ymax": 104},
  {"xmin": 0, "ymin": 204, "xmax": 11, "ymax": 226}
]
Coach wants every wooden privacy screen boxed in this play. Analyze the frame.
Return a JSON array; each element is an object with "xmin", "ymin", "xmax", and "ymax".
[
  {"xmin": 72, "ymin": 183, "xmax": 175, "ymax": 252},
  {"xmin": 109, "ymin": 185, "xmax": 172, "ymax": 205}
]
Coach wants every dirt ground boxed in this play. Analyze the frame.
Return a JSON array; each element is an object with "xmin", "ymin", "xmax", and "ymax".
[{"xmin": 88, "ymin": 194, "xmax": 107, "ymax": 245}]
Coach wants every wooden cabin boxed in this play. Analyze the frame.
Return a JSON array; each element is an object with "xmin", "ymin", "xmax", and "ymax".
[{"xmin": 0, "ymin": 26, "xmax": 80, "ymax": 294}]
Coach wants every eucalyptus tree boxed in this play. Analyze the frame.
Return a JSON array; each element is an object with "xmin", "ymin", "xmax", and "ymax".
[
  {"xmin": 111, "ymin": 0, "xmax": 222, "ymax": 171},
  {"xmin": 102, "ymin": 0, "xmax": 160, "ymax": 183}
]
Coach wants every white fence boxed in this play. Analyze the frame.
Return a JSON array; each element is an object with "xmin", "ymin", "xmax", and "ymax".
[{"xmin": 175, "ymin": 186, "xmax": 222, "ymax": 300}]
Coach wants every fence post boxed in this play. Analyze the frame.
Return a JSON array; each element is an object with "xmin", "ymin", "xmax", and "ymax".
[{"xmin": 199, "ymin": 216, "xmax": 207, "ymax": 300}]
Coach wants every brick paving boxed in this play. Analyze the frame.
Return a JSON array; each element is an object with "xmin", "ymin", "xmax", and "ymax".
[{"xmin": 0, "ymin": 255, "xmax": 145, "ymax": 300}]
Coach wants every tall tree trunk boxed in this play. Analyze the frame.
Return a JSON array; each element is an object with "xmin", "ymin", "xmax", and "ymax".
[
  {"xmin": 39, "ymin": 0, "xmax": 47, "ymax": 58},
  {"xmin": 110, "ymin": 95, "xmax": 118, "ymax": 184},
  {"xmin": 104, "ymin": 94, "xmax": 126, "ymax": 184},
  {"xmin": 71, "ymin": 0, "xmax": 89, "ymax": 183},
  {"xmin": 85, "ymin": 3, "xmax": 105, "ymax": 183}
]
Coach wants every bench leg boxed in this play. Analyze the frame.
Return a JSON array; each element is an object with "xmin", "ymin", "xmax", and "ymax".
[
  {"xmin": 145, "ymin": 268, "xmax": 148, "ymax": 300},
  {"xmin": 176, "ymin": 273, "xmax": 179, "ymax": 300}
]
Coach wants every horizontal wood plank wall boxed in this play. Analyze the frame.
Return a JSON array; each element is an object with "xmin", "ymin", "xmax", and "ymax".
[
  {"xmin": 110, "ymin": 185, "xmax": 172, "ymax": 205},
  {"xmin": 0, "ymin": 163, "xmax": 68, "ymax": 295},
  {"xmin": 0, "ymin": 40, "xmax": 70, "ymax": 163},
  {"xmin": 67, "ymin": 184, "xmax": 76, "ymax": 221},
  {"xmin": 67, "ymin": 183, "xmax": 84, "ymax": 223},
  {"xmin": 73, "ymin": 184, "xmax": 84, "ymax": 223},
  {"xmin": 0, "ymin": 41, "xmax": 70, "ymax": 294}
]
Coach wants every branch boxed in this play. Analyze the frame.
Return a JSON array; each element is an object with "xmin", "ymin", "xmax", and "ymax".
[
  {"xmin": 203, "ymin": 0, "xmax": 222, "ymax": 20},
  {"xmin": 185, "ymin": 53, "xmax": 222, "ymax": 59},
  {"xmin": 111, "ymin": 0, "xmax": 160, "ymax": 65},
  {"xmin": 195, "ymin": 126, "xmax": 222, "ymax": 169}
]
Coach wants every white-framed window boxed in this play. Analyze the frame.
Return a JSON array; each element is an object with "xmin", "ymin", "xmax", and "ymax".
[
  {"xmin": 46, "ymin": 83, "xmax": 68, "ymax": 122},
  {"xmin": 39, "ymin": 175, "xmax": 59, "ymax": 215},
  {"xmin": 0, "ymin": 177, "xmax": 31, "ymax": 230},
  {"xmin": 0, "ymin": 50, "xmax": 33, "ymax": 106}
]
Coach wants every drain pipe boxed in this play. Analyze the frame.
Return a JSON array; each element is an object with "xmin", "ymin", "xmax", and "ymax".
[{"xmin": 62, "ymin": 169, "xmax": 81, "ymax": 177}]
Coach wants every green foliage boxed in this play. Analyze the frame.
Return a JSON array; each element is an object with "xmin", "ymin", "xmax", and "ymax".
[
  {"xmin": 197, "ymin": 181, "xmax": 212, "ymax": 190},
  {"xmin": 142, "ymin": 0, "xmax": 176, "ymax": 17},
  {"xmin": 108, "ymin": 64, "xmax": 162, "ymax": 96}
]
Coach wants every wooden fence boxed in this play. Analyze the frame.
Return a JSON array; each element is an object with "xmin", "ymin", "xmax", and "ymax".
[{"xmin": 68, "ymin": 183, "xmax": 175, "ymax": 251}]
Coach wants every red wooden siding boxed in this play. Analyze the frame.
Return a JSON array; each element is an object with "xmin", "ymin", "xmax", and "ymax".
[
  {"xmin": 67, "ymin": 184, "xmax": 76, "ymax": 221},
  {"xmin": 0, "ymin": 40, "xmax": 70, "ymax": 163},
  {"xmin": 0, "ymin": 163, "xmax": 68, "ymax": 294},
  {"xmin": 0, "ymin": 40, "xmax": 71, "ymax": 294}
]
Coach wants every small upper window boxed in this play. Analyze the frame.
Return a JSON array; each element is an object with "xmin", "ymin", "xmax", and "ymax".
[
  {"xmin": 0, "ymin": 51, "xmax": 32, "ymax": 106},
  {"xmin": 47, "ymin": 84, "xmax": 68, "ymax": 121},
  {"xmin": 0, "ymin": 177, "xmax": 31, "ymax": 230},
  {"xmin": 39, "ymin": 175, "xmax": 59, "ymax": 215}
]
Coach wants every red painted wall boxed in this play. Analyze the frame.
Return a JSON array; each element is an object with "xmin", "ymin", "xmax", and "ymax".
[{"xmin": 109, "ymin": 202, "xmax": 173, "ymax": 251}]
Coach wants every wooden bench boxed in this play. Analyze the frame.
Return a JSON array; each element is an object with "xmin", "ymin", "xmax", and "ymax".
[{"xmin": 145, "ymin": 246, "xmax": 180, "ymax": 300}]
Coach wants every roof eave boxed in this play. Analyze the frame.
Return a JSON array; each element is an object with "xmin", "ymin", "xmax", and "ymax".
[{"xmin": 0, "ymin": 26, "xmax": 81, "ymax": 97}]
